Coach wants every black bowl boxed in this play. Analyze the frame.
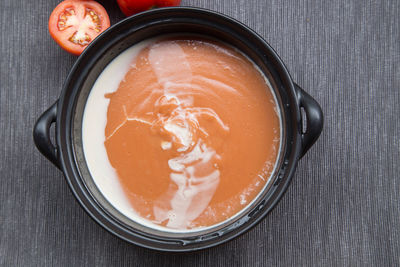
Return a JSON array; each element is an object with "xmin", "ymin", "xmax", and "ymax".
[{"xmin": 33, "ymin": 7, "xmax": 323, "ymax": 252}]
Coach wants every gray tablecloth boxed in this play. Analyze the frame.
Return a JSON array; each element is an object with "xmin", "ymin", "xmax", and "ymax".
[{"xmin": 1, "ymin": 0, "xmax": 399, "ymax": 266}]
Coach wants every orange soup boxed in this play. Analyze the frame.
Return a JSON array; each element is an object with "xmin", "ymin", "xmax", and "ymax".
[{"xmin": 89, "ymin": 37, "xmax": 281, "ymax": 230}]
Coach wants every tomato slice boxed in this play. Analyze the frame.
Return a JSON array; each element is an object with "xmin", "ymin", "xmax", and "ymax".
[{"xmin": 48, "ymin": 0, "xmax": 110, "ymax": 55}]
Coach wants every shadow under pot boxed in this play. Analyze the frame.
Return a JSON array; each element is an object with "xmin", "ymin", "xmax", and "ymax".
[{"xmin": 33, "ymin": 7, "xmax": 323, "ymax": 252}]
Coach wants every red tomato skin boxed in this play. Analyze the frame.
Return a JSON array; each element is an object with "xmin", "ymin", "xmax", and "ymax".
[
  {"xmin": 155, "ymin": 0, "xmax": 181, "ymax": 7},
  {"xmin": 116, "ymin": 0, "xmax": 155, "ymax": 16},
  {"xmin": 117, "ymin": 0, "xmax": 181, "ymax": 17}
]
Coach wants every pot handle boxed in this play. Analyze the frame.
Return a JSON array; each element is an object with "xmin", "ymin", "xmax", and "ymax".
[
  {"xmin": 33, "ymin": 101, "xmax": 60, "ymax": 169},
  {"xmin": 295, "ymin": 84, "xmax": 323, "ymax": 158}
]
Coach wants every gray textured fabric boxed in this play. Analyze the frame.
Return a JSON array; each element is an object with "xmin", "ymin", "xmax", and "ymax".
[{"xmin": 1, "ymin": 0, "xmax": 399, "ymax": 266}]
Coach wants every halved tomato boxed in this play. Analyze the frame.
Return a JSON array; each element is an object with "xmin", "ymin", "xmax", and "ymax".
[{"xmin": 48, "ymin": 0, "xmax": 110, "ymax": 55}]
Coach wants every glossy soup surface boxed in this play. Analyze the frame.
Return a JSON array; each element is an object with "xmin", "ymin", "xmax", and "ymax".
[{"xmin": 83, "ymin": 37, "xmax": 281, "ymax": 231}]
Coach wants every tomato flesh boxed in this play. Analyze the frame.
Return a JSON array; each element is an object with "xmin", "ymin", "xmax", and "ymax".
[
  {"xmin": 49, "ymin": 0, "xmax": 110, "ymax": 55},
  {"xmin": 117, "ymin": 0, "xmax": 181, "ymax": 17}
]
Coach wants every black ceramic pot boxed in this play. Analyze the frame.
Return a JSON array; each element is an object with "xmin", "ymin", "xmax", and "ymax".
[{"xmin": 33, "ymin": 7, "xmax": 323, "ymax": 252}]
